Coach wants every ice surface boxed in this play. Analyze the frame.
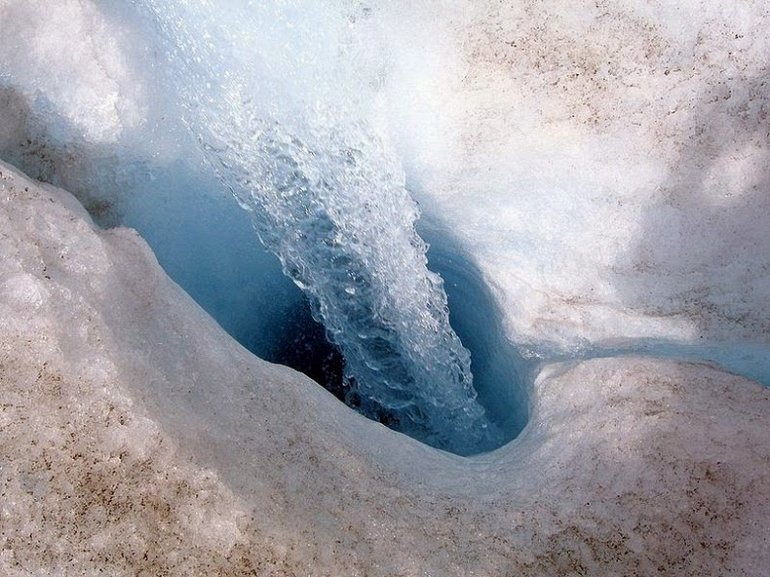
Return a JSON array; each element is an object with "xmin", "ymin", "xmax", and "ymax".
[
  {"xmin": 2, "ymin": 0, "xmax": 770, "ymax": 571},
  {"xmin": 401, "ymin": 0, "xmax": 770, "ymax": 369}
]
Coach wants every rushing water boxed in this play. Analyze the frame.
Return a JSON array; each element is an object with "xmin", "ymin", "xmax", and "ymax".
[{"xmin": 130, "ymin": 0, "xmax": 502, "ymax": 454}]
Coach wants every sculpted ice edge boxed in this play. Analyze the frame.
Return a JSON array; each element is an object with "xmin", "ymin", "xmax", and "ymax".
[{"xmin": 136, "ymin": 0, "xmax": 502, "ymax": 454}]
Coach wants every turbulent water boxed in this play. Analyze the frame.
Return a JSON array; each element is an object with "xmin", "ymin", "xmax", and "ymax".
[{"xmin": 131, "ymin": 0, "xmax": 501, "ymax": 453}]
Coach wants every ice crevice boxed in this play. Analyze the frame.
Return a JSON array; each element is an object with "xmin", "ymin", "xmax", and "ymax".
[
  {"xmin": 0, "ymin": 0, "xmax": 767, "ymax": 455},
  {"xmin": 74, "ymin": 0, "xmax": 528, "ymax": 455}
]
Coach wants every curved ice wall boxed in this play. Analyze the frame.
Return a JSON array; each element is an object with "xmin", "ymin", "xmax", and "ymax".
[{"xmin": 130, "ymin": 0, "xmax": 501, "ymax": 454}]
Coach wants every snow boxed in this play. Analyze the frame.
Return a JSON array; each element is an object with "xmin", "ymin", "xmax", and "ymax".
[{"xmin": 1, "ymin": 0, "xmax": 770, "ymax": 573}]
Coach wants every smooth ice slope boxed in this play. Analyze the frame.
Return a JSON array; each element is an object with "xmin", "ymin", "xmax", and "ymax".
[{"xmin": 1, "ymin": 164, "xmax": 769, "ymax": 575}]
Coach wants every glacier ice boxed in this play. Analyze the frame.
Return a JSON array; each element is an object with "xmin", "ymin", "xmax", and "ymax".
[
  {"xmin": 2, "ymin": 162, "xmax": 770, "ymax": 575},
  {"xmin": 2, "ymin": 0, "xmax": 770, "ymax": 574}
]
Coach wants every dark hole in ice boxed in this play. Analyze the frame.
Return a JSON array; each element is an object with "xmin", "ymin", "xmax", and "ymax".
[{"xmin": 264, "ymin": 297, "xmax": 346, "ymax": 400}]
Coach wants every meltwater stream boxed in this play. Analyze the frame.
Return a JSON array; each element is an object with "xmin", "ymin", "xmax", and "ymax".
[{"xmin": 133, "ymin": 0, "xmax": 502, "ymax": 454}]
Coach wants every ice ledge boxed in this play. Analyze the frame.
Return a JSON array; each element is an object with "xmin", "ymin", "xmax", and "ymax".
[{"xmin": 1, "ymin": 161, "xmax": 768, "ymax": 575}]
